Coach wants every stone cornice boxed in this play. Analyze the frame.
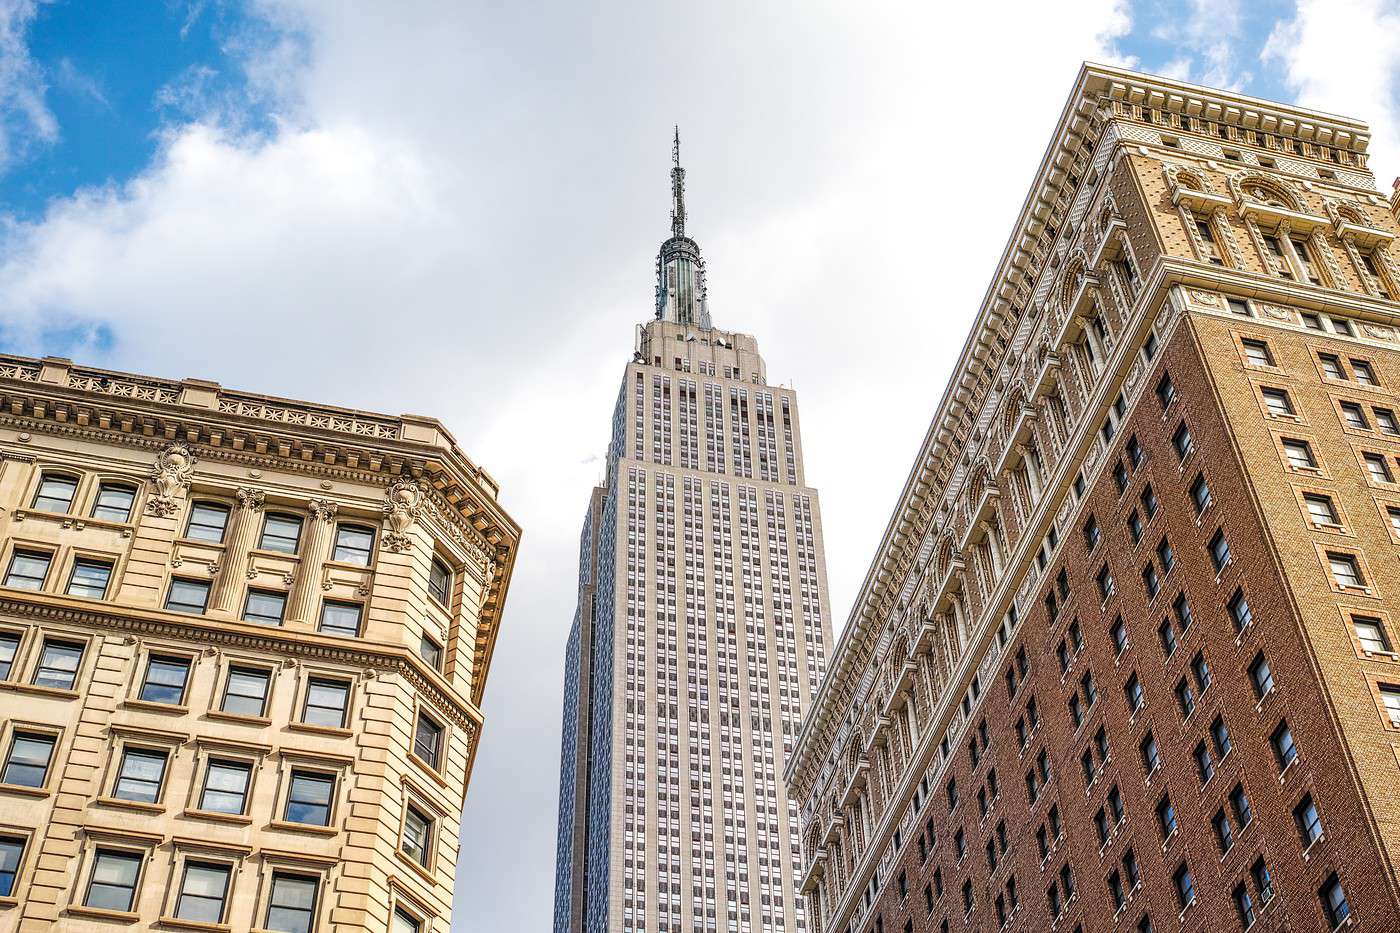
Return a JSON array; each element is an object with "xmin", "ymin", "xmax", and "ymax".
[{"xmin": 0, "ymin": 590, "xmax": 483, "ymax": 738}]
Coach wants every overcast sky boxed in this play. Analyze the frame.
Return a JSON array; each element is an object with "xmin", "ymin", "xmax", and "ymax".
[{"xmin": 2, "ymin": 1, "xmax": 1399, "ymax": 929}]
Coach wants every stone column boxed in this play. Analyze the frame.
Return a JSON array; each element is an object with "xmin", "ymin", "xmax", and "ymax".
[
  {"xmin": 210, "ymin": 487, "xmax": 265, "ymax": 614},
  {"xmin": 287, "ymin": 499, "xmax": 337, "ymax": 624}
]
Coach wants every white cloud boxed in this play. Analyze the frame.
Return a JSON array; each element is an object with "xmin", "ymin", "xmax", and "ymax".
[
  {"xmin": 0, "ymin": 1, "xmax": 1144, "ymax": 929},
  {"xmin": 54, "ymin": 57, "xmax": 109, "ymax": 109},
  {"xmin": 0, "ymin": 0, "xmax": 57, "ymax": 168},
  {"xmin": 1264, "ymin": 0, "xmax": 1400, "ymax": 190}
]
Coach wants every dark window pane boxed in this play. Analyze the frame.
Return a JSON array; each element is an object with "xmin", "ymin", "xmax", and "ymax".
[
  {"xmin": 185, "ymin": 503, "xmax": 231, "ymax": 543},
  {"xmin": 92, "ymin": 484, "xmax": 136, "ymax": 522},
  {"xmin": 259, "ymin": 514, "xmax": 303, "ymax": 554},
  {"xmin": 140, "ymin": 656, "xmax": 190, "ymax": 704},
  {"xmin": 32, "ymin": 475, "xmax": 77, "ymax": 513}
]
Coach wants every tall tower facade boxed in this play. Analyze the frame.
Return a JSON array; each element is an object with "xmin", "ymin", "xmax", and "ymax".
[
  {"xmin": 0, "ymin": 356, "xmax": 518, "ymax": 932},
  {"xmin": 788, "ymin": 65, "xmax": 1400, "ymax": 933},
  {"xmin": 554, "ymin": 140, "xmax": 834, "ymax": 933}
]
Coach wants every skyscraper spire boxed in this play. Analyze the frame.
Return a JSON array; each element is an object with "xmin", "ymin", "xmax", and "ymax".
[
  {"xmin": 671, "ymin": 126, "xmax": 686, "ymax": 238},
  {"xmin": 656, "ymin": 127, "xmax": 711, "ymax": 328}
]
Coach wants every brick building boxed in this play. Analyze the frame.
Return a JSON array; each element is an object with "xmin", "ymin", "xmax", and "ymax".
[{"xmin": 786, "ymin": 65, "xmax": 1400, "ymax": 933}]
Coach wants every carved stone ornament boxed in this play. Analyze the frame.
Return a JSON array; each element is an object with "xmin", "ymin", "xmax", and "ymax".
[
  {"xmin": 381, "ymin": 478, "xmax": 428, "ymax": 552},
  {"xmin": 236, "ymin": 487, "xmax": 266, "ymax": 512},
  {"xmin": 307, "ymin": 498, "xmax": 338, "ymax": 523},
  {"xmin": 146, "ymin": 443, "xmax": 197, "ymax": 516}
]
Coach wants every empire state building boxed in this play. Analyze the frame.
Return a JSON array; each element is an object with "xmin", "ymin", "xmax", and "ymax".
[{"xmin": 553, "ymin": 135, "xmax": 834, "ymax": 933}]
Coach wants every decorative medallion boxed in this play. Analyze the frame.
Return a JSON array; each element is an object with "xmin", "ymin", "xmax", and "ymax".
[{"xmin": 146, "ymin": 442, "xmax": 197, "ymax": 516}]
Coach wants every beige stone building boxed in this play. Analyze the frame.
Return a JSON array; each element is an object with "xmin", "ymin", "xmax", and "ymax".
[
  {"xmin": 0, "ymin": 355, "xmax": 517, "ymax": 932},
  {"xmin": 789, "ymin": 65, "xmax": 1400, "ymax": 933}
]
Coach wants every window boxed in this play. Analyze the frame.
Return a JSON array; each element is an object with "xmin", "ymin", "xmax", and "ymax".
[
  {"xmin": 31, "ymin": 474, "xmax": 77, "ymax": 513},
  {"xmin": 260, "ymin": 514, "xmax": 303, "ymax": 554},
  {"xmin": 175, "ymin": 861, "xmax": 231, "ymax": 923},
  {"xmin": 1097, "ymin": 566, "xmax": 1115, "ymax": 602},
  {"xmin": 92, "ymin": 483, "xmax": 136, "ymax": 522},
  {"xmin": 302, "ymin": 677, "xmax": 350, "ymax": 729},
  {"xmin": 0, "ymin": 632, "xmax": 16, "ymax": 680},
  {"xmin": 4, "ymin": 549, "xmax": 51, "ymax": 590},
  {"xmin": 1302, "ymin": 311, "xmax": 1325, "ymax": 330},
  {"xmin": 1328, "ymin": 552, "xmax": 1364, "ymax": 588},
  {"xmin": 1084, "ymin": 515, "xmax": 1100, "ymax": 552},
  {"xmin": 0, "ymin": 836, "xmax": 24, "ymax": 897},
  {"xmin": 1193, "ymin": 652, "xmax": 1212, "ymax": 693},
  {"xmin": 1376, "ymin": 407, "xmax": 1400, "ymax": 435},
  {"xmin": 429, "ymin": 557, "xmax": 453, "ymax": 606},
  {"xmin": 420, "ymin": 635, "xmax": 443, "ymax": 671},
  {"xmin": 1295, "ymin": 793, "xmax": 1323, "ymax": 847},
  {"xmin": 1111, "ymin": 617, "xmax": 1128, "ymax": 655},
  {"xmin": 402, "ymin": 803, "xmax": 434, "ymax": 866},
  {"xmin": 1227, "ymin": 296, "xmax": 1251, "ymax": 316},
  {"xmin": 1214, "ymin": 808, "xmax": 1235, "ymax": 853},
  {"xmin": 414, "ymin": 712, "xmax": 444, "ymax": 770},
  {"xmin": 1195, "ymin": 216, "xmax": 1223, "ymax": 263},
  {"xmin": 1249, "ymin": 653, "xmax": 1275, "ymax": 697},
  {"xmin": 1380, "ymin": 685, "xmax": 1400, "ymax": 728},
  {"xmin": 1262, "ymin": 387, "xmax": 1294, "ymax": 417},
  {"xmin": 1127, "ymin": 435, "xmax": 1144, "ymax": 468},
  {"xmin": 1080, "ymin": 673, "xmax": 1097, "ymax": 709},
  {"xmin": 1365, "ymin": 452, "xmax": 1393, "ymax": 483},
  {"xmin": 66, "ymin": 558, "xmax": 113, "ymax": 598},
  {"xmin": 1175, "ymin": 678, "xmax": 1196, "ymax": 719},
  {"xmin": 140, "ymin": 655, "xmax": 191, "ymax": 704},
  {"xmin": 1156, "ymin": 373, "xmax": 1177, "ymax": 409},
  {"xmin": 1156, "ymin": 538, "xmax": 1175, "ymax": 573},
  {"xmin": 33, "ymin": 638, "xmax": 83, "ymax": 690},
  {"xmin": 1211, "ymin": 716, "xmax": 1232, "ymax": 758},
  {"xmin": 1242, "ymin": 338, "xmax": 1274, "ymax": 367},
  {"xmin": 1107, "ymin": 786, "xmax": 1123, "ymax": 824},
  {"xmin": 1173, "ymin": 864, "xmax": 1195, "ymax": 907},
  {"xmin": 243, "ymin": 589, "xmax": 287, "ymax": 626},
  {"xmin": 1283, "ymin": 438, "xmax": 1317, "ymax": 469},
  {"xmin": 1341, "ymin": 401, "xmax": 1370, "ymax": 430},
  {"xmin": 332, "ymin": 525, "xmax": 375, "ymax": 565},
  {"xmin": 113, "ymin": 747, "xmax": 168, "ymax": 803},
  {"xmin": 1209, "ymin": 530, "xmax": 1231, "ymax": 571},
  {"xmin": 1234, "ymin": 883, "xmax": 1255, "ymax": 927},
  {"xmin": 1353, "ymin": 359, "xmax": 1378, "ymax": 385},
  {"xmin": 200, "ymin": 759, "xmax": 252, "ymax": 814},
  {"xmin": 1128, "ymin": 510, "xmax": 1143, "ymax": 543},
  {"xmin": 1360, "ymin": 248, "xmax": 1397, "ymax": 299},
  {"xmin": 1113, "ymin": 460, "xmax": 1129, "ymax": 493},
  {"xmin": 1194, "ymin": 741, "xmax": 1215, "ymax": 783},
  {"xmin": 285, "ymin": 771, "xmax": 335, "ymax": 826},
  {"xmin": 318, "ymin": 600, "xmax": 363, "ymax": 638},
  {"xmin": 1140, "ymin": 732, "xmax": 1160, "ymax": 774},
  {"xmin": 1319, "ymin": 353, "xmax": 1346, "ymax": 380},
  {"xmin": 1140, "ymin": 485, "xmax": 1159, "ymax": 519},
  {"xmin": 265, "ymin": 873, "xmax": 319, "ymax": 933},
  {"xmin": 1223, "ymin": 589, "xmax": 1250, "ymax": 634},
  {"xmin": 1304, "ymin": 493, "xmax": 1340, "ymax": 527},
  {"xmin": 84, "ymin": 849, "xmax": 142, "ymax": 912},
  {"xmin": 1319, "ymin": 875, "xmax": 1350, "ymax": 928},
  {"xmin": 1188, "ymin": 475, "xmax": 1211, "ymax": 514},
  {"xmin": 222, "ymin": 666, "xmax": 271, "ymax": 717},
  {"xmin": 1158, "ymin": 618, "xmax": 1178, "ymax": 657},
  {"xmin": 1124, "ymin": 673, "xmax": 1144, "ymax": 712},
  {"xmin": 1291, "ymin": 234, "xmax": 1323, "ymax": 284},
  {"xmin": 1353, "ymin": 615, "xmax": 1391, "ymax": 653},
  {"xmin": 165, "ymin": 578, "xmax": 211, "ymax": 614},
  {"xmin": 1272, "ymin": 721, "xmax": 1298, "ymax": 769},
  {"xmin": 1390, "ymin": 506, "xmax": 1400, "ymax": 538},
  {"xmin": 1173, "ymin": 423, "xmax": 1194, "ymax": 459},
  {"xmin": 393, "ymin": 908, "xmax": 423, "ymax": 933},
  {"xmin": 1262, "ymin": 233, "xmax": 1290, "ymax": 276},
  {"xmin": 1252, "ymin": 859, "xmax": 1275, "ymax": 905},
  {"xmin": 186, "ymin": 502, "xmax": 231, "ymax": 543},
  {"xmin": 1156, "ymin": 795, "xmax": 1178, "ymax": 838},
  {"xmin": 2, "ymin": 732, "xmax": 55, "ymax": 787},
  {"xmin": 1141, "ymin": 563, "xmax": 1160, "ymax": 599}
]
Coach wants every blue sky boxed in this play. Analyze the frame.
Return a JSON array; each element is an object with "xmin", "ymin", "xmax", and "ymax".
[{"xmin": 2, "ymin": 1, "xmax": 1399, "ymax": 930}]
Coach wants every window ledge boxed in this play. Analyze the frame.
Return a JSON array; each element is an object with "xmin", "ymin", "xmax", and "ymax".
[
  {"xmin": 67, "ymin": 905, "xmax": 140, "ymax": 923},
  {"xmin": 286, "ymin": 721, "xmax": 353, "ymax": 739},
  {"xmin": 395, "ymin": 848, "xmax": 439, "ymax": 884},
  {"xmin": 204, "ymin": 710, "xmax": 272, "ymax": 728},
  {"xmin": 267, "ymin": 819, "xmax": 337, "ymax": 837},
  {"xmin": 410, "ymin": 755, "xmax": 450, "ymax": 787},
  {"xmin": 158, "ymin": 916, "xmax": 231, "ymax": 932},
  {"xmin": 0, "ymin": 782, "xmax": 51, "ymax": 798},
  {"xmin": 122, "ymin": 698, "xmax": 190, "ymax": 715},
  {"xmin": 96, "ymin": 796, "xmax": 165, "ymax": 814},
  {"xmin": 0, "ymin": 682, "xmax": 78, "ymax": 700},
  {"xmin": 181, "ymin": 808, "xmax": 253, "ymax": 826},
  {"xmin": 0, "ymin": 895, "xmax": 17, "ymax": 908}
]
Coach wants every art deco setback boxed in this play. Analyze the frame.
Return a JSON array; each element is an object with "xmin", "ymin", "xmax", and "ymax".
[
  {"xmin": 0, "ymin": 356, "xmax": 518, "ymax": 933},
  {"xmin": 788, "ymin": 63, "xmax": 1400, "ymax": 933}
]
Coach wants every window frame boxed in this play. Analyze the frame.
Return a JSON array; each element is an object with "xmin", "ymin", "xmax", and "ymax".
[
  {"xmin": 136, "ymin": 651, "xmax": 194, "ymax": 706},
  {"xmin": 317, "ymin": 599, "xmax": 364, "ymax": 638},
  {"xmin": 331, "ymin": 523, "xmax": 376, "ymax": 567},
  {"xmin": 184, "ymin": 500, "xmax": 233, "ymax": 544},
  {"xmin": 171, "ymin": 857, "xmax": 235, "ymax": 925},
  {"xmin": 258, "ymin": 512, "xmax": 305, "ymax": 555},
  {"xmin": 4, "ymin": 547, "xmax": 53, "ymax": 591},
  {"xmin": 81, "ymin": 845, "xmax": 146, "ymax": 915},
  {"xmin": 218, "ymin": 663, "xmax": 274, "ymax": 720},
  {"xmin": 30, "ymin": 472, "xmax": 79, "ymax": 514},
  {"xmin": 164, "ymin": 577, "xmax": 212, "ymax": 615},
  {"xmin": 91, "ymin": 481, "xmax": 138, "ymax": 523},
  {"xmin": 0, "ymin": 725, "xmax": 59, "ymax": 790}
]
